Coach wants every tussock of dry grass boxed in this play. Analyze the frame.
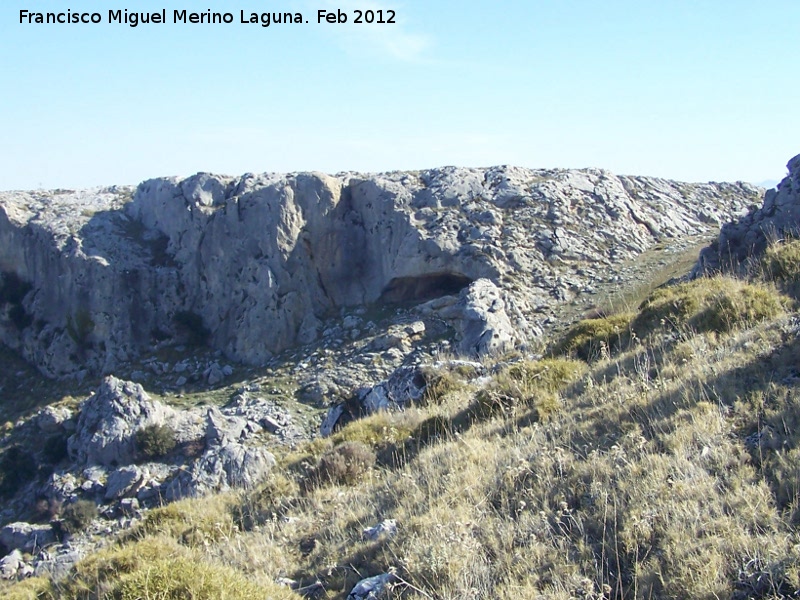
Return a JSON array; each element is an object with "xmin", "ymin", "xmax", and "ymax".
[
  {"xmin": 633, "ymin": 276, "xmax": 786, "ymax": 336},
  {"xmin": 551, "ymin": 313, "xmax": 636, "ymax": 360}
]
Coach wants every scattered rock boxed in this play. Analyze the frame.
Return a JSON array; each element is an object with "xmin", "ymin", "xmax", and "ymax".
[
  {"xmin": 0, "ymin": 522, "xmax": 57, "ymax": 553},
  {"xmin": 104, "ymin": 465, "xmax": 146, "ymax": 500},
  {"xmin": 36, "ymin": 406, "xmax": 74, "ymax": 434},
  {"xmin": 33, "ymin": 546, "xmax": 84, "ymax": 580},
  {"xmin": 347, "ymin": 572, "xmax": 396, "ymax": 600},
  {"xmin": 164, "ymin": 441, "xmax": 275, "ymax": 500},
  {"xmin": 118, "ymin": 497, "xmax": 140, "ymax": 516},
  {"xmin": 362, "ymin": 519, "xmax": 398, "ymax": 541},
  {"xmin": 0, "ymin": 548, "xmax": 35, "ymax": 581}
]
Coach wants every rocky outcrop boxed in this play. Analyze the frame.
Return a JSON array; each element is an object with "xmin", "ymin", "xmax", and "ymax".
[
  {"xmin": 163, "ymin": 441, "xmax": 275, "ymax": 501},
  {"xmin": 420, "ymin": 278, "xmax": 516, "ymax": 356},
  {"xmin": 67, "ymin": 376, "xmax": 176, "ymax": 467},
  {"xmin": 697, "ymin": 154, "xmax": 800, "ymax": 273},
  {"xmin": 0, "ymin": 522, "xmax": 56, "ymax": 553},
  {"xmin": 0, "ymin": 167, "xmax": 759, "ymax": 376}
]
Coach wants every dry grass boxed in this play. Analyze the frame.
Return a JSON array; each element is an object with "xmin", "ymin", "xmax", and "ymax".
[
  {"xmin": 7, "ymin": 274, "xmax": 800, "ymax": 599},
  {"xmin": 633, "ymin": 276, "xmax": 786, "ymax": 336},
  {"xmin": 551, "ymin": 313, "xmax": 636, "ymax": 360}
]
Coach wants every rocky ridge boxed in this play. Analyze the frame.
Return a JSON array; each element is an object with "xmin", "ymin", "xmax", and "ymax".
[
  {"xmin": 697, "ymin": 154, "xmax": 800, "ymax": 273},
  {"xmin": 0, "ymin": 167, "xmax": 759, "ymax": 377}
]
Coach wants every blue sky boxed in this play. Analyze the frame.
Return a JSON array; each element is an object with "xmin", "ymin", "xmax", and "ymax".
[{"xmin": 1, "ymin": 0, "xmax": 798, "ymax": 189}]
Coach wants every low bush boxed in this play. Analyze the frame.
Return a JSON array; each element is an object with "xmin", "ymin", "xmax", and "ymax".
[
  {"xmin": 128, "ymin": 495, "xmax": 236, "ymax": 547},
  {"xmin": 472, "ymin": 359, "xmax": 583, "ymax": 421},
  {"xmin": 420, "ymin": 367, "xmax": 466, "ymax": 405},
  {"xmin": 59, "ymin": 536, "xmax": 300, "ymax": 600},
  {"xmin": 135, "ymin": 423, "xmax": 177, "ymax": 460},
  {"xmin": 761, "ymin": 239, "xmax": 800, "ymax": 299},
  {"xmin": 312, "ymin": 441, "xmax": 376, "ymax": 486},
  {"xmin": 762, "ymin": 238, "xmax": 800, "ymax": 283},
  {"xmin": 59, "ymin": 500, "xmax": 98, "ymax": 535}
]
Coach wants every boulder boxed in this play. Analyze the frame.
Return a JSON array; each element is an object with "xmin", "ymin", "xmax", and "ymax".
[
  {"xmin": 347, "ymin": 572, "xmax": 396, "ymax": 600},
  {"xmin": 362, "ymin": 519, "xmax": 398, "ymax": 541},
  {"xmin": 164, "ymin": 441, "xmax": 275, "ymax": 500},
  {"xmin": 0, "ymin": 549, "xmax": 27, "ymax": 580},
  {"xmin": 67, "ymin": 376, "xmax": 175, "ymax": 467},
  {"xmin": 104, "ymin": 465, "xmax": 146, "ymax": 500},
  {"xmin": 436, "ymin": 279, "xmax": 516, "ymax": 357},
  {"xmin": 205, "ymin": 406, "xmax": 247, "ymax": 444},
  {"xmin": 0, "ymin": 522, "xmax": 56, "ymax": 553},
  {"xmin": 36, "ymin": 406, "xmax": 74, "ymax": 434}
]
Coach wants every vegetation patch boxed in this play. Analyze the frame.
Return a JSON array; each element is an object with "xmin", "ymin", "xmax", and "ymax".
[
  {"xmin": 419, "ymin": 366, "xmax": 466, "ymax": 405},
  {"xmin": 127, "ymin": 495, "xmax": 237, "ymax": 547},
  {"xmin": 470, "ymin": 358, "xmax": 584, "ymax": 421},
  {"xmin": 633, "ymin": 276, "xmax": 786, "ymax": 336},
  {"xmin": 134, "ymin": 423, "xmax": 177, "ymax": 460},
  {"xmin": 59, "ymin": 499, "xmax": 98, "ymax": 535},
  {"xmin": 309, "ymin": 441, "xmax": 376, "ymax": 487},
  {"xmin": 551, "ymin": 312, "xmax": 635, "ymax": 360},
  {"xmin": 53, "ymin": 536, "xmax": 300, "ymax": 600}
]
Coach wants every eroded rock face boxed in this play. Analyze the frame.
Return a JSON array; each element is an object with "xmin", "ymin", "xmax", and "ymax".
[
  {"xmin": 697, "ymin": 154, "xmax": 800, "ymax": 273},
  {"xmin": 0, "ymin": 168, "xmax": 759, "ymax": 375}
]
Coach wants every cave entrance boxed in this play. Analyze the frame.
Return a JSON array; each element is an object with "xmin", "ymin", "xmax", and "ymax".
[{"xmin": 379, "ymin": 273, "xmax": 473, "ymax": 304}]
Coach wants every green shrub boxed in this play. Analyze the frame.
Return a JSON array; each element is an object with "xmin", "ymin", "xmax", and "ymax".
[
  {"xmin": 633, "ymin": 277, "xmax": 786, "ymax": 336},
  {"xmin": 60, "ymin": 500, "xmax": 98, "ymax": 535},
  {"xmin": 312, "ymin": 441, "xmax": 376, "ymax": 486},
  {"xmin": 135, "ymin": 424, "xmax": 177, "ymax": 460},
  {"xmin": 552, "ymin": 312, "xmax": 635, "ymax": 360}
]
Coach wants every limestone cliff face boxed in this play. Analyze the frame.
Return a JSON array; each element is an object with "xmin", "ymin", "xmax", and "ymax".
[
  {"xmin": 697, "ymin": 154, "xmax": 800, "ymax": 273},
  {"xmin": 0, "ymin": 167, "xmax": 760, "ymax": 376}
]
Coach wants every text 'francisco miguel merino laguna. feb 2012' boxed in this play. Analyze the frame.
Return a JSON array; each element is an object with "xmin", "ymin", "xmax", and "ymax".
[{"xmin": 18, "ymin": 8, "xmax": 398, "ymax": 27}]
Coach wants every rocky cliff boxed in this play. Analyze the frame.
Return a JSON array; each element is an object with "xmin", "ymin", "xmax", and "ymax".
[
  {"xmin": 0, "ymin": 167, "xmax": 760, "ymax": 376},
  {"xmin": 697, "ymin": 154, "xmax": 800, "ymax": 273}
]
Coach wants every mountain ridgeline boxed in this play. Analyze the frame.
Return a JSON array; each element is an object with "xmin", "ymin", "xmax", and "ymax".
[{"xmin": 0, "ymin": 166, "xmax": 760, "ymax": 377}]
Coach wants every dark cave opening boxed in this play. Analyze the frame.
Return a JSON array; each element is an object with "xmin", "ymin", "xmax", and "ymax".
[{"xmin": 379, "ymin": 273, "xmax": 473, "ymax": 304}]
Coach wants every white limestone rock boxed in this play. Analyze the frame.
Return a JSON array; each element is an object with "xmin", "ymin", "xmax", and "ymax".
[
  {"xmin": 67, "ymin": 376, "xmax": 175, "ymax": 467},
  {"xmin": 697, "ymin": 153, "xmax": 800, "ymax": 273},
  {"xmin": 0, "ymin": 167, "xmax": 759, "ymax": 376}
]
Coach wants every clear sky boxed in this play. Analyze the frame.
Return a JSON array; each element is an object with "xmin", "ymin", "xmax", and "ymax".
[{"xmin": 1, "ymin": 0, "xmax": 798, "ymax": 190}]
